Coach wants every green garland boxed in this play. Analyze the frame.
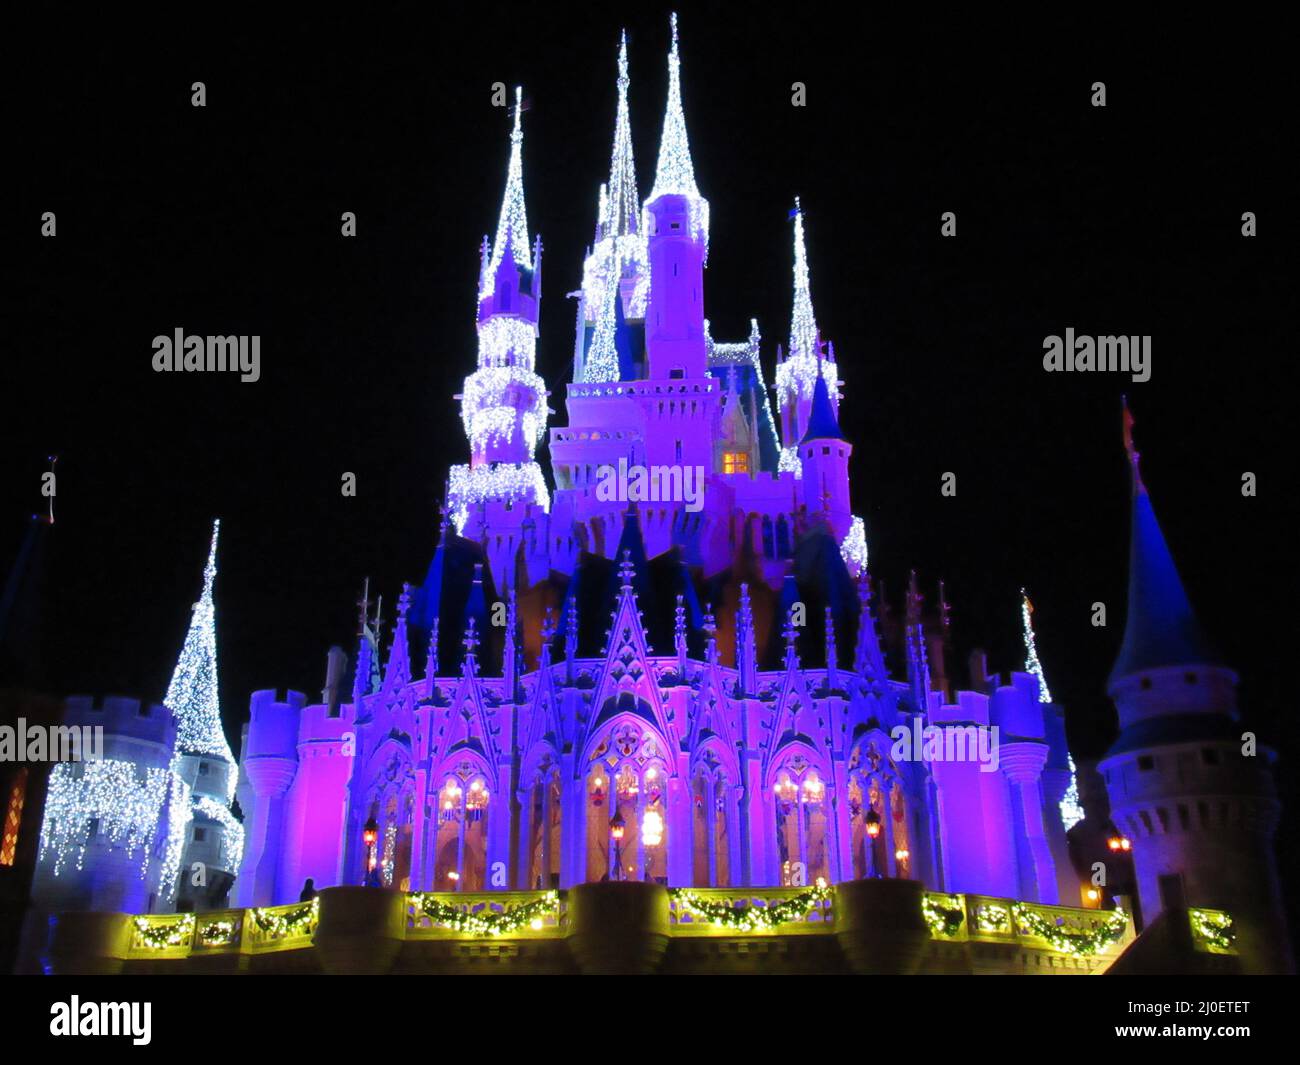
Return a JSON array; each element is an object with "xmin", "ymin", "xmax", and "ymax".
[
  {"xmin": 133, "ymin": 913, "xmax": 195, "ymax": 950},
  {"xmin": 974, "ymin": 903, "xmax": 1010, "ymax": 934},
  {"xmin": 1189, "ymin": 909, "xmax": 1236, "ymax": 952},
  {"xmin": 410, "ymin": 891, "xmax": 560, "ymax": 936},
  {"xmin": 1011, "ymin": 903, "xmax": 1128, "ymax": 956},
  {"xmin": 252, "ymin": 898, "xmax": 319, "ymax": 939},
  {"xmin": 197, "ymin": 919, "xmax": 238, "ymax": 947},
  {"xmin": 922, "ymin": 894, "xmax": 966, "ymax": 937},
  {"xmin": 671, "ymin": 883, "xmax": 832, "ymax": 931}
]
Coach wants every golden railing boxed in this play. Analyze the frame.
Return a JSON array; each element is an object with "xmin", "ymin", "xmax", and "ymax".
[
  {"xmin": 923, "ymin": 891, "xmax": 1136, "ymax": 957},
  {"xmin": 666, "ymin": 884, "xmax": 833, "ymax": 935},
  {"xmin": 406, "ymin": 890, "xmax": 566, "ymax": 938}
]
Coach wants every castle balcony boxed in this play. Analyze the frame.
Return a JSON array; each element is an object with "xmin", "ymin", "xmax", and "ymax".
[{"xmin": 35, "ymin": 881, "xmax": 1205, "ymax": 976}]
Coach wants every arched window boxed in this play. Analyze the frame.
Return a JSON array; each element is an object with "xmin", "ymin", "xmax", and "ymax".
[
  {"xmin": 526, "ymin": 757, "xmax": 562, "ymax": 890},
  {"xmin": 773, "ymin": 754, "xmax": 829, "ymax": 886},
  {"xmin": 432, "ymin": 763, "xmax": 491, "ymax": 891},
  {"xmin": 849, "ymin": 741, "xmax": 909, "ymax": 880},
  {"xmin": 691, "ymin": 760, "xmax": 731, "ymax": 887},
  {"xmin": 585, "ymin": 724, "xmax": 669, "ymax": 883}
]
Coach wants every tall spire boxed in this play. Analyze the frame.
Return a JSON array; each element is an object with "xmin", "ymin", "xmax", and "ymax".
[
  {"xmin": 1021, "ymin": 589, "xmax": 1052, "ymax": 703},
  {"xmin": 165, "ymin": 519, "xmax": 233, "ymax": 763},
  {"xmin": 604, "ymin": 31, "xmax": 640, "ymax": 240},
  {"xmin": 583, "ymin": 240, "xmax": 622, "ymax": 382},
  {"xmin": 644, "ymin": 13, "xmax": 709, "ymax": 247},
  {"xmin": 483, "ymin": 86, "xmax": 532, "ymax": 298},
  {"xmin": 1110, "ymin": 401, "xmax": 1221, "ymax": 683},
  {"xmin": 776, "ymin": 199, "xmax": 838, "ymax": 438},
  {"xmin": 789, "ymin": 197, "xmax": 819, "ymax": 365}
]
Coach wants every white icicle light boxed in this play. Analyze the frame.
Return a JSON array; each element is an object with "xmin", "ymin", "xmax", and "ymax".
[
  {"xmin": 193, "ymin": 793, "xmax": 245, "ymax": 872},
  {"xmin": 447, "ymin": 461, "xmax": 551, "ymax": 533},
  {"xmin": 778, "ymin": 446, "xmax": 803, "ymax": 478},
  {"xmin": 38, "ymin": 760, "xmax": 171, "ymax": 877},
  {"xmin": 840, "ymin": 516, "xmax": 869, "ymax": 573},
  {"xmin": 166, "ymin": 520, "xmax": 235, "ymax": 764},
  {"xmin": 460, "ymin": 365, "xmax": 549, "ymax": 453},
  {"xmin": 480, "ymin": 86, "xmax": 532, "ymax": 303},
  {"xmin": 1059, "ymin": 755, "xmax": 1085, "ymax": 832},
  {"xmin": 160, "ymin": 774, "xmax": 192, "ymax": 902},
  {"xmin": 643, "ymin": 13, "xmax": 709, "ymax": 251},
  {"xmin": 476, "ymin": 316, "xmax": 538, "ymax": 371},
  {"xmin": 775, "ymin": 200, "xmax": 841, "ymax": 411},
  {"xmin": 1021, "ymin": 590, "xmax": 1053, "ymax": 704}
]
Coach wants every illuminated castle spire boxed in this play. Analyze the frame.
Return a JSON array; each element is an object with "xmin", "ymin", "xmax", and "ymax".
[
  {"xmin": 605, "ymin": 31, "xmax": 640, "ymax": 242},
  {"xmin": 580, "ymin": 31, "xmax": 649, "ymax": 379},
  {"xmin": 165, "ymin": 519, "xmax": 232, "ymax": 763},
  {"xmin": 777, "ymin": 198, "xmax": 839, "ymax": 455},
  {"xmin": 643, "ymin": 13, "xmax": 709, "ymax": 249},
  {"xmin": 451, "ymin": 87, "xmax": 551, "ymax": 532}
]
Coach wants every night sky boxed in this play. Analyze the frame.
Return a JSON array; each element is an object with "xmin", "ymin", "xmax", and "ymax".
[{"xmin": 5, "ymin": 8, "xmax": 1295, "ymax": 912}]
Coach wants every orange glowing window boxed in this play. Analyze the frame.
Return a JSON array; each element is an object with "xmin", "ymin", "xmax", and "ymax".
[
  {"xmin": 0, "ymin": 767, "xmax": 28, "ymax": 866},
  {"xmin": 723, "ymin": 451, "xmax": 749, "ymax": 475}
]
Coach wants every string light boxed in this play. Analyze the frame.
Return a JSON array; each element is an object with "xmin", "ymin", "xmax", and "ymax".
[
  {"xmin": 447, "ymin": 462, "xmax": 551, "ymax": 533},
  {"xmin": 193, "ymin": 794, "xmax": 245, "ymax": 873},
  {"xmin": 922, "ymin": 893, "xmax": 966, "ymax": 937},
  {"xmin": 840, "ymin": 516, "xmax": 868, "ymax": 573},
  {"xmin": 165, "ymin": 520, "xmax": 234, "ymax": 766},
  {"xmin": 1022, "ymin": 590, "xmax": 1084, "ymax": 832},
  {"xmin": 410, "ymin": 890, "xmax": 560, "ymax": 936},
  {"xmin": 671, "ymin": 879, "xmax": 831, "ymax": 930},
  {"xmin": 459, "ymin": 364, "xmax": 548, "ymax": 453},
  {"xmin": 643, "ymin": 13, "xmax": 709, "ymax": 251},
  {"xmin": 1011, "ymin": 903, "xmax": 1128, "ymax": 956},
  {"xmin": 479, "ymin": 86, "xmax": 532, "ymax": 303},
  {"xmin": 38, "ymin": 760, "xmax": 171, "ymax": 877},
  {"xmin": 133, "ymin": 912, "xmax": 195, "ymax": 950}
]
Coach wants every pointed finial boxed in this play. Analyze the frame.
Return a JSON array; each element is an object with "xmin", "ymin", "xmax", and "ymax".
[
  {"xmin": 702, "ymin": 602, "xmax": 717, "ymax": 638},
  {"xmin": 541, "ymin": 606, "xmax": 557, "ymax": 643},
  {"xmin": 618, "ymin": 28, "xmax": 630, "ymax": 89},
  {"xmin": 463, "ymin": 617, "xmax": 480, "ymax": 658},
  {"xmin": 1122, "ymin": 395, "xmax": 1145, "ymax": 495},
  {"xmin": 357, "ymin": 578, "xmax": 371, "ymax": 636},
  {"xmin": 619, "ymin": 548, "xmax": 635, "ymax": 592},
  {"xmin": 397, "ymin": 582, "xmax": 412, "ymax": 621}
]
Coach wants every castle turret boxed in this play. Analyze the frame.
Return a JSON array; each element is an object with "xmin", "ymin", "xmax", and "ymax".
[
  {"xmin": 166, "ymin": 520, "xmax": 242, "ymax": 912},
  {"xmin": 644, "ymin": 14, "xmax": 708, "ymax": 382},
  {"xmin": 776, "ymin": 199, "xmax": 840, "ymax": 471},
  {"xmin": 450, "ymin": 86, "xmax": 551, "ymax": 534},
  {"xmin": 798, "ymin": 370, "xmax": 853, "ymax": 539},
  {"xmin": 1097, "ymin": 403, "xmax": 1290, "ymax": 972}
]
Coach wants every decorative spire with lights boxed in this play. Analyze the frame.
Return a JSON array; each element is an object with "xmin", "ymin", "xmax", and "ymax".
[
  {"xmin": 643, "ymin": 13, "xmax": 709, "ymax": 249},
  {"xmin": 165, "ymin": 519, "xmax": 233, "ymax": 764},
  {"xmin": 482, "ymin": 86, "xmax": 532, "ymax": 299},
  {"xmin": 1021, "ymin": 589, "xmax": 1053, "ymax": 703},
  {"xmin": 776, "ymin": 199, "xmax": 839, "ymax": 442},
  {"xmin": 450, "ymin": 86, "xmax": 551, "ymax": 532},
  {"xmin": 605, "ymin": 31, "xmax": 639, "ymax": 242}
]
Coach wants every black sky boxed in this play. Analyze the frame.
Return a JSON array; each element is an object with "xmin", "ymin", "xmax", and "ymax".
[{"xmin": 4, "ymin": 6, "xmax": 1296, "ymax": 899}]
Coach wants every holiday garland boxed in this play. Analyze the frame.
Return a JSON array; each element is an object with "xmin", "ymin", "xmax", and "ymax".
[
  {"xmin": 671, "ymin": 882, "xmax": 832, "ymax": 931},
  {"xmin": 1011, "ymin": 903, "xmax": 1128, "ymax": 956},
  {"xmin": 1189, "ymin": 909, "xmax": 1236, "ymax": 952},
  {"xmin": 411, "ymin": 891, "xmax": 560, "ymax": 936},
  {"xmin": 252, "ymin": 898, "xmax": 319, "ymax": 940},
  {"xmin": 922, "ymin": 894, "xmax": 966, "ymax": 937},
  {"xmin": 133, "ymin": 913, "xmax": 195, "ymax": 950},
  {"xmin": 197, "ymin": 919, "xmax": 238, "ymax": 947}
]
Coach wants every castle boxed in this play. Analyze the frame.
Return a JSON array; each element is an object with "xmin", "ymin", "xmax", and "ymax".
[{"xmin": 21, "ymin": 16, "xmax": 1288, "ymax": 974}]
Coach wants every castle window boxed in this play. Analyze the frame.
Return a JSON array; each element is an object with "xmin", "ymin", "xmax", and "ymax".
[
  {"xmin": 670, "ymin": 367, "xmax": 685, "ymax": 379},
  {"xmin": 0, "ymin": 768, "xmax": 28, "ymax": 866},
  {"xmin": 723, "ymin": 451, "xmax": 749, "ymax": 474},
  {"xmin": 193, "ymin": 827, "xmax": 207, "ymax": 842},
  {"xmin": 198, "ymin": 762, "xmax": 209, "ymax": 775},
  {"xmin": 1137, "ymin": 755, "xmax": 1155, "ymax": 772}
]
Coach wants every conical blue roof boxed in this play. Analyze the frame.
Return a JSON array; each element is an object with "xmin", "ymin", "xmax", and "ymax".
[
  {"xmin": 1109, "ymin": 485, "xmax": 1222, "ymax": 683},
  {"xmin": 799, "ymin": 373, "xmax": 846, "ymax": 444}
]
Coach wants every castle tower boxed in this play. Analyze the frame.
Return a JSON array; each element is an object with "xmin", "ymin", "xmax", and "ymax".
[
  {"xmin": 797, "ymin": 369, "xmax": 853, "ymax": 540},
  {"xmin": 579, "ymin": 30, "xmax": 649, "ymax": 382},
  {"xmin": 1097, "ymin": 405, "xmax": 1290, "ymax": 972},
  {"xmin": 643, "ymin": 13, "xmax": 709, "ymax": 383},
  {"xmin": 776, "ymin": 199, "xmax": 840, "ymax": 472},
  {"xmin": 166, "ymin": 520, "xmax": 243, "ymax": 911},
  {"xmin": 450, "ymin": 86, "xmax": 551, "ymax": 535},
  {"xmin": 33, "ymin": 695, "xmax": 183, "ymax": 915}
]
